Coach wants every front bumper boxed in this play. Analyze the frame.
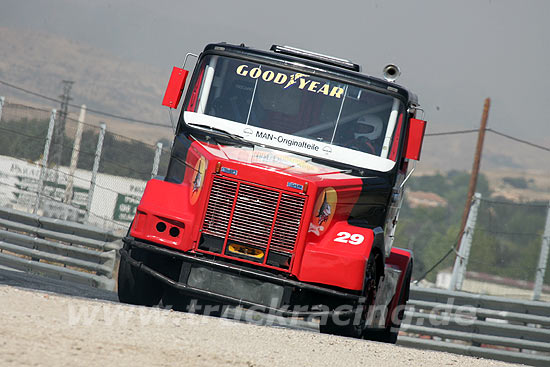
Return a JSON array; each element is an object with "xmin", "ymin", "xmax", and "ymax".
[{"xmin": 122, "ymin": 237, "xmax": 362, "ymax": 318}]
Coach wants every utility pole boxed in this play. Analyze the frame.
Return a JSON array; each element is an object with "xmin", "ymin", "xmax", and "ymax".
[
  {"xmin": 456, "ymin": 98, "xmax": 490, "ymax": 253},
  {"xmin": 50, "ymin": 80, "xmax": 74, "ymax": 168}
]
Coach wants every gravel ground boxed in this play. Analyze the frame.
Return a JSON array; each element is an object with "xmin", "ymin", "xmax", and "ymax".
[{"xmin": 0, "ymin": 285, "xmax": 520, "ymax": 367}]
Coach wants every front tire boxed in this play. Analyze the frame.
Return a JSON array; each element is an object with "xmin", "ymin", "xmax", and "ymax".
[
  {"xmin": 117, "ymin": 246, "xmax": 163, "ymax": 306},
  {"xmin": 319, "ymin": 253, "xmax": 380, "ymax": 338}
]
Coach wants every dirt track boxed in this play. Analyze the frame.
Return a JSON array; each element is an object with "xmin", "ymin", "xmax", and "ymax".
[{"xmin": 0, "ymin": 285, "xmax": 518, "ymax": 367}]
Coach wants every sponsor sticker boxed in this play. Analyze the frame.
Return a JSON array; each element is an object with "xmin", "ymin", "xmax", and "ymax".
[
  {"xmin": 249, "ymin": 150, "xmax": 321, "ymax": 173},
  {"xmin": 221, "ymin": 167, "xmax": 238, "ymax": 175},
  {"xmin": 309, "ymin": 187, "xmax": 337, "ymax": 236},
  {"xmin": 254, "ymin": 130, "xmax": 320, "ymax": 152},
  {"xmin": 287, "ymin": 182, "xmax": 304, "ymax": 191},
  {"xmin": 236, "ymin": 64, "xmax": 345, "ymax": 99},
  {"xmin": 228, "ymin": 243, "xmax": 264, "ymax": 259},
  {"xmin": 190, "ymin": 156, "xmax": 207, "ymax": 205}
]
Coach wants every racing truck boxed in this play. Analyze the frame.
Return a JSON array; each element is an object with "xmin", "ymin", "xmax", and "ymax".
[{"xmin": 118, "ymin": 43, "xmax": 426, "ymax": 342}]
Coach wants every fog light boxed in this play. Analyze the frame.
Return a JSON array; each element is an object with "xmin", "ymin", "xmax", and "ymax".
[
  {"xmin": 156, "ymin": 222, "xmax": 167, "ymax": 232},
  {"xmin": 169, "ymin": 227, "xmax": 180, "ymax": 237}
]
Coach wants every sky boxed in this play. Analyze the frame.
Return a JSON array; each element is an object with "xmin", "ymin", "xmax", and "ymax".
[{"xmin": 1, "ymin": 0, "xmax": 549, "ymax": 144}]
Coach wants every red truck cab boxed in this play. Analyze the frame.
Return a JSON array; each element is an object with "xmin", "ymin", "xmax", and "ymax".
[{"xmin": 118, "ymin": 43, "xmax": 426, "ymax": 342}]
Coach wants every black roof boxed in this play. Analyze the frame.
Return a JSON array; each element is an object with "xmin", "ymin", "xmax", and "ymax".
[{"xmin": 202, "ymin": 42, "xmax": 417, "ymax": 105}]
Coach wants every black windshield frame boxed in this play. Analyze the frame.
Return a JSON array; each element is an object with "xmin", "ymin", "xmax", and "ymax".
[
  {"xmin": 179, "ymin": 48, "xmax": 410, "ymax": 132},
  {"xmin": 177, "ymin": 46, "xmax": 413, "ymax": 175}
]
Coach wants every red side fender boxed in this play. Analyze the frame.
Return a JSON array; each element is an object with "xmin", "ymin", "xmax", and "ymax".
[
  {"xmin": 296, "ymin": 221, "xmax": 376, "ymax": 291},
  {"xmin": 130, "ymin": 179, "xmax": 197, "ymax": 252},
  {"xmin": 384, "ymin": 247, "xmax": 413, "ymax": 328}
]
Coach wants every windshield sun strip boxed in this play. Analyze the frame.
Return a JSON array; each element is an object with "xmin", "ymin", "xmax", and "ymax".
[
  {"xmin": 198, "ymin": 49, "xmax": 408, "ymax": 105},
  {"xmin": 180, "ymin": 52, "xmax": 408, "ymax": 132},
  {"xmin": 179, "ymin": 51, "xmax": 409, "ymax": 135}
]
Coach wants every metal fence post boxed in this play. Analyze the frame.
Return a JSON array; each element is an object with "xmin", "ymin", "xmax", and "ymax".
[
  {"xmin": 64, "ymin": 105, "xmax": 87, "ymax": 204},
  {"xmin": 34, "ymin": 109, "xmax": 57, "ymax": 214},
  {"xmin": 151, "ymin": 142, "xmax": 163, "ymax": 179},
  {"xmin": 0, "ymin": 96, "xmax": 5, "ymax": 122},
  {"xmin": 449, "ymin": 193, "xmax": 481, "ymax": 291},
  {"xmin": 85, "ymin": 123, "xmax": 106, "ymax": 223},
  {"xmin": 533, "ymin": 202, "xmax": 550, "ymax": 301}
]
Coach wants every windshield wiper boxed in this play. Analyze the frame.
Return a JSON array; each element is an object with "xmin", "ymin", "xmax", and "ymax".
[
  {"xmin": 308, "ymin": 157, "xmax": 369, "ymax": 177},
  {"xmin": 187, "ymin": 123, "xmax": 254, "ymax": 146}
]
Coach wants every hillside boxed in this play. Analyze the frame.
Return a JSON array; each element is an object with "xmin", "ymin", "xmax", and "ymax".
[
  {"xmin": 418, "ymin": 124, "xmax": 549, "ymax": 173},
  {"xmin": 1, "ymin": 26, "xmax": 548, "ymax": 177},
  {"xmin": 0, "ymin": 26, "xmax": 173, "ymax": 143}
]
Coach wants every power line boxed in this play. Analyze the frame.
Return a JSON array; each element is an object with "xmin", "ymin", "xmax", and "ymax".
[
  {"xmin": 1, "ymin": 101, "xmax": 52, "ymax": 114},
  {"xmin": 480, "ymin": 197, "xmax": 549, "ymax": 207},
  {"xmin": 425, "ymin": 129, "xmax": 479, "ymax": 137},
  {"xmin": 0, "ymin": 126, "xmax": 48, "ymax": 140},
  {"xmin": 425, "ymin": 127, "xmax": 550, "ymax": 152},
  {"xmin": 0, "ymin": 79, "xmax": 171, "ymax": 128},
  {"xmin": 0, "ymin": 126, "xmax": 152, "ymax": 178},
  {"xmin": 413, "ymin": 195, "xmax": 549, "ymax": 283},
  {"xmin": 486, "ymin": 128, "xmax": 550, "ymax": 153},
  {"xmin": 477, "ymin": 228, "xmax": 538, "ymax": 237},
  {"xmin": 414, "ymin": 246, "xmax": 456, "ymax": 284},
  {"xmin": 414, "ymin": 227, "xmax": 466, "ymax": 284},
  {"xmin": 2, "ymin": 154, "xmax": 140, "ymax": 200},
  {"xmin": 3, "ymin": 78, "xmax": 549, "ymax": 152},
  {"xmin": 0, "ymin": 80, "xmax": 61, "ymax": 104}
]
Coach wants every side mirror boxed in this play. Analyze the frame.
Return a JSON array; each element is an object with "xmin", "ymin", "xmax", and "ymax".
[
  {"xmin": 161, "ymin": 67, "xmax": 189, "ymax": 108},
  {"xmin": 405, "ymin": 118, "xmax": 426, "ymax": 160}
]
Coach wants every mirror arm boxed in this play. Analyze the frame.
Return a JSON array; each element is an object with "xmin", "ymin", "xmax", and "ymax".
[
  {"xmin": 400, "ymin": 160, "xmax": 416, "ymax": 189},
  {"xmin": 183, "ymin": 53, "xmax": 198, "ymax": 69}
]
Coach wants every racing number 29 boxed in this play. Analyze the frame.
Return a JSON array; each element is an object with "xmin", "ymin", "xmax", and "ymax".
[{"xmin": 334, "ymin": 232, "xmax": 365, "ymax": 245}]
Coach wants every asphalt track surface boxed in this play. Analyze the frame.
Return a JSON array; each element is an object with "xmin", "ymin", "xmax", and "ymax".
[{"xmin": 0, "ymin": 267, "xmax": 520, "ymax": 367}]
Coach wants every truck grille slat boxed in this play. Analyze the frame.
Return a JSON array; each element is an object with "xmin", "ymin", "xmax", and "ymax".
[
  {"xmin": 202, "ymin": 178, "xmax": 238, "ymax": 237},
  {"xmin": 270, "ymin": 193, "xmax": 305, "ymax": 253},
  {"xmin": 201, "ymin": 176, "xmax": 306, "ymax": 270}
]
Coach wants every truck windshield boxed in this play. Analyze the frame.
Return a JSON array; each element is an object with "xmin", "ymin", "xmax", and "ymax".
[{"xmin": 184, "ymin": 55, "xmax": 404, "ymax": 171}]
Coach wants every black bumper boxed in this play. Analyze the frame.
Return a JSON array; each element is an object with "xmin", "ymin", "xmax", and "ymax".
[{"xmin": 121, "ymin": 237, "xmax": 362, "ymax": 318}]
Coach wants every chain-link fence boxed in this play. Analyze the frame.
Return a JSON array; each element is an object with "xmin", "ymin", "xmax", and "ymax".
[
  {"xmin": 0, "ymin": 101, "xmax": 53, "ymax": 213},
  {"xmin": 465, "ymin": 197, "xmax": 550, "ymax": 300},
  {"xmin": 0, "ymin": 97, "xmax": 172, "ymax": 233},
  {"xmin": 444, "ymin": 193, "xmax": 550, "ymax": 301}
]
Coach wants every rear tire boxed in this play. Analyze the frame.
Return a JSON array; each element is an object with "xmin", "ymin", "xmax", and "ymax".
[{"xmin": 117, "ymin": 246, "xmax": 163, "ymax": 307}]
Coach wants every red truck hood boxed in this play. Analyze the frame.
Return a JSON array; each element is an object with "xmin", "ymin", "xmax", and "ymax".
[{"xmin": 197, "ymin": 141, "xmax": 357, "ymax": 183}]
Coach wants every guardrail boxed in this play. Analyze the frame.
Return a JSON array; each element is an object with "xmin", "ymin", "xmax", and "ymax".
[
  {"xmin": 0, "ymin": 207, "xmax": 122, "ymax": 290},
  {"xmin": 1, "ymin": 205, "xmax": 549, "ymax": 365},
  {"xmin": 400, "ymin": 286, "xmax": 550, "ymax": 366}
]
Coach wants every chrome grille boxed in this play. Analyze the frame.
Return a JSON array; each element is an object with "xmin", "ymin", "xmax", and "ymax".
[
  {"xmin": 202, "ymin": 178, "xmax": 237, "ymax": 237},
  {"xmin": 270, "ymin": 194, "xmax": 305, "ymax": 252},
  {"xmin": 201, "ymin": 175, "xmax": 306, "ymax": 267},
  {"xmin": 228, "ymin": 184, "xmax": 279, "ymax": 247}
]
